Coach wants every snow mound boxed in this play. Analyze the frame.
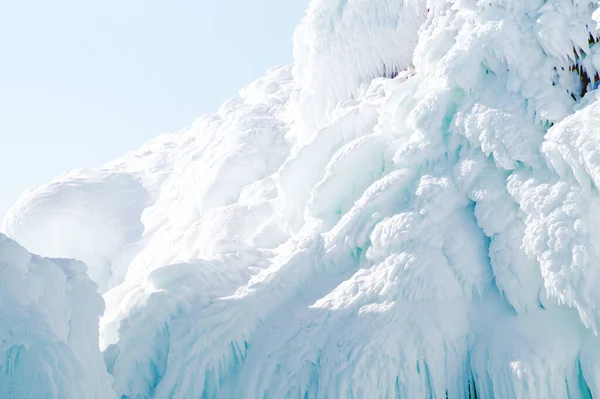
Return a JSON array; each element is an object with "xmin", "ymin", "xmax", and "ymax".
[
  {"xmin": 0, "ymin": 234, "xmax": 115, "ymax": 399},
  {"xmin": 6, "ymin": 0, "xmax": 600, "ymax": 398}
]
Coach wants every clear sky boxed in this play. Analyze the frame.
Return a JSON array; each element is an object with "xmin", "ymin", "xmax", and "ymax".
[{"xmin": 0, "ymin": 0, "xmax": 307, "ymax": 219}]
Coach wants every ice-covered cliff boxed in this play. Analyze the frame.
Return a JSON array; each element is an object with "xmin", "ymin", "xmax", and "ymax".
[{"xmin": 5, "ymin": 0, "xmax": 600, "ymax": 397}]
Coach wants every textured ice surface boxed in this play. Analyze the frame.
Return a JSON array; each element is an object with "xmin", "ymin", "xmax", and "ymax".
[
  {"xmin": 6, "ymin": 0, "xmax": 600, "ymax": 397},
  {"xmin": 0, "ymin": 234, "xmax": 114, "ymax": 399}
]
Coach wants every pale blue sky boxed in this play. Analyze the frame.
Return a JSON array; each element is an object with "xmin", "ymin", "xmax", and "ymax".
[{"xmin": 0, "ymin": 0, "xmax": 307, "ymax": 219}]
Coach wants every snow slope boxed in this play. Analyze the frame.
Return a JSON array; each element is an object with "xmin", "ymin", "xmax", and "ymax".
[
  {"xmin": 0, "ymin": 234, "xmax": 114, "ymax": 399},
  {"xmin": 6, "ymin": 0, "xmax": 600, "ymax": 397}
]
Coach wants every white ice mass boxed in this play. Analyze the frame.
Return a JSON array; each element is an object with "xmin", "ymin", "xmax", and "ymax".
[
  {"xmin": 5, "ymin": 0, "xmax": 600, "ymax": 397},
  {"xmin": 0, "ymin": 234, "xmax": 114, "ymax": 398}
]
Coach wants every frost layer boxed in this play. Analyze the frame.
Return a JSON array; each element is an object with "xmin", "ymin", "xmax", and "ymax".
[
  {"xmin": 0, "ymin": 234, "xmax": 115, "ymax": 399},
  {"xmin": 6, "ymin": 0, "xmax": 600, "ymax": 398}
]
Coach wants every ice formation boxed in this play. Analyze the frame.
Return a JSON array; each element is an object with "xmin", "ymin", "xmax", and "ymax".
[
  {"xmin": 0, "ymin": 234, "xmax": 114, "ymax": 399},
  {"xmin": 5, "ymin": 0, "xmax": 600, "ymax": 397}
]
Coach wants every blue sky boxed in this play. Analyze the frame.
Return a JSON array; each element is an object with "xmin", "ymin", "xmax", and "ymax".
[{"xmin": 0, "ymin": 0, "xmax": 307, "ymax": 219}]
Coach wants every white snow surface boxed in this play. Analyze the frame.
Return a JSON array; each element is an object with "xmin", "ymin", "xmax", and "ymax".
[{"xmin": 5, "ymin": 0, "xmax": 600, "ymax": 397}]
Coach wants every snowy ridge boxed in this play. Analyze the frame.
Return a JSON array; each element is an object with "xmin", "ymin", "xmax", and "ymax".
[{"xmin": 5, "ymin": 0, "xmax": 600, "ymax": 397}]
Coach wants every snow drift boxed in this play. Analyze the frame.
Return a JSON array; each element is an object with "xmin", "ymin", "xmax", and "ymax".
[{"xmin": 5, "ymin": 0, "xmax": 600, "ymax": 397}]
